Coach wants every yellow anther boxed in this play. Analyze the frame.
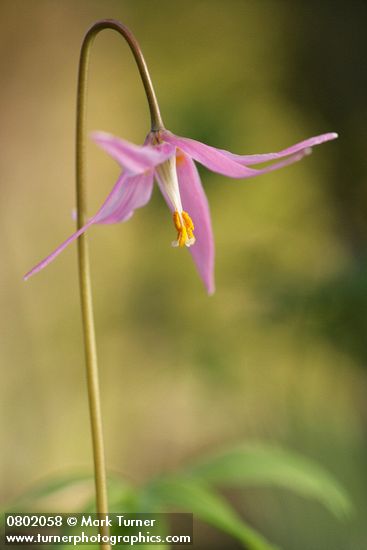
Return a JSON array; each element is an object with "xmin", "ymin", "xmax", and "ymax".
[
  {"xmin": 178, "ymin": 226, "xmax": 188, "ymax": 247},
  {"xmin": 172, "ymin": 211, "xmax": 196, "ymax": 248},
  {"xmin": 173, "ymin": 211, "xmax": 182, "ymax": 231},
  {"xmin": 182, "ymin": 211, "xmax": 194, "ymax": 230},
  {"xmin": 182, "ymin": 211, "xmax": 195, "ymax": 243}
]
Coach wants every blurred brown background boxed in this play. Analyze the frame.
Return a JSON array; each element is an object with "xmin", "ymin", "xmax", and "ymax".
[{"xmin": 1, "ymin": 1, "xmax": 366, "ymax": 548}]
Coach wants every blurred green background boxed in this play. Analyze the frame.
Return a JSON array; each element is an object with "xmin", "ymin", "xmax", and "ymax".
[{"xmin": 1, "ymin": 0, "xmax": 366, "ymax": 548}]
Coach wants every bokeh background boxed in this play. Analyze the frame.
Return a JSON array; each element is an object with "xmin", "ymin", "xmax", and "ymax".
[{"xmin": 1, "ymin": 0, "xmax": 367, "ymax": 548}]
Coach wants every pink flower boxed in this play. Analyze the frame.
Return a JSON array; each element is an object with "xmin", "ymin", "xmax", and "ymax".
[{"xmin": 24, "ymin": 129, "xmax": 338, "ymax": 293}]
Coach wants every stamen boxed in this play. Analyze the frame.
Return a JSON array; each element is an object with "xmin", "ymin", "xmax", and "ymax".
[
  {"xmin": 172, "ymin": 211, "xmax": 196, "ymax": 248},
  {"xmin": 173, "ymin": 211, "xmax": 182, "ymax": 231}
]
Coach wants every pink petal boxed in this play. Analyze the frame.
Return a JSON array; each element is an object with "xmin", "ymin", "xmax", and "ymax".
[
  {"xmin": 94, "ymin": 171, "xmax": 154, "ymax": 224},
  {"xmin": 178, "ymin": 155, "xmax": 215, "ymax": 294},
  {"xmin": 24, "ymin": 172, "xmax": 154, "ymax": 280},
  {"xmin": 92, "ymin": 131, "xmax": 175, "ymax": 174},
  {"xmin": 156, "ymin": 152, "xmax": 215, "ymax": 294},
  {"xmin": 216, "ymin": 132, "xmax": 338, "ymax": 165},
  {"xmin": 161, "ymin": 130, "xmax": 338, "ymax": 178},
  {"xmin": 23, "ymin": 220, "xmax": 94, "ymax": 280}
]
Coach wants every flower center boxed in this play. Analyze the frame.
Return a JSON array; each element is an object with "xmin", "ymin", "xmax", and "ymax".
[
  {"xmin": 172, "ymin": 211, "xmax": 196, "ymax": 248},
  {"xmin": 154, "ymin": 151, "xmax": 196, "ymax": 248}
]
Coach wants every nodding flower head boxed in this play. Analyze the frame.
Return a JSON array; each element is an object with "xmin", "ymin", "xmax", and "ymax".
[{"xmin": 25, "ymin": 128, "xmax": 338, "ymax": 294}]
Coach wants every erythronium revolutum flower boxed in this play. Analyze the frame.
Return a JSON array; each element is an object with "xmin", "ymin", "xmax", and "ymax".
[{"xmin": 24, "ymin": 129, "xmax": 338, "ymax": 293}]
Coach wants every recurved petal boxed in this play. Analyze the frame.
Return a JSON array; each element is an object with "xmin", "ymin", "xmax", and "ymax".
[
  {"xmin": 94, "ymin": 171, "xmax": 154, "ymax": 224},
  {"xmin": 24, "ymin": 172, "xmax": 154, "ymax": 280},
  {"xmin": 23, "ymin": 221, "xmax": 94, "ymax": 280},
  {"xmin": 216, "ymin": 132, "xmax": 338, "ymax": 165},
  {"xmin": 92, "ymin": 131, "xmax": 176, "ymax": 174},
  {"xmin": 176, "ymin": 152, "xmax": 215, "ymax": 294},
  {"xmin": 161, "ymin": 130, "xmax": 338, "ymax": 178}
]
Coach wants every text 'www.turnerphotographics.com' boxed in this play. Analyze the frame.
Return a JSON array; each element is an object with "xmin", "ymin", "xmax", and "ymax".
[{"xmin": 4, "ymin": 513, "xmax": 193, "ymax": 546}]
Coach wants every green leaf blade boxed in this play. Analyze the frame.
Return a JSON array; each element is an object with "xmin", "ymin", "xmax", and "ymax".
[
  {"xmin": 186, "ymin": 443, "xmax": 352, "ymax": 519},
  {"xmin": 144, "ymin": 476, "xmax": 280, "ymax": 550}
]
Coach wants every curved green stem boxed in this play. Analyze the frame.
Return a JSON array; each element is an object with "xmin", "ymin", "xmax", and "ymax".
[{"xmin": 76, "ymin": 20, "xmax": 163, "ymax": 550}]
